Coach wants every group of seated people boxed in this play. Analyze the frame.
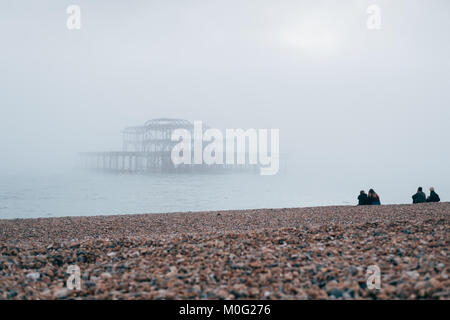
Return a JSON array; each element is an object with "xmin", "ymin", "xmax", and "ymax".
[
  {"xmin": 357, "ymin": 187, "xmax": 441, "ymax": 205},
  {"xmin": 358, "ymin": 189, "xmax": 381, "ymax": 205},
  {"xmin": 412, "ymin": 187, "xmax": 440, "ymax": 203}
]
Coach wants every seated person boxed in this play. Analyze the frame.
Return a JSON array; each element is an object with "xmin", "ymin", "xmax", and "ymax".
[
  {"xmin": 367, "ymin": 189, "xmax": 381, "ymax": 205},
  {"xmin": 412, "ymin": 187, "xmax": 426, "ymax": 203},
  {"xmin": 427, "ymin": 187, "xmax": 440, "ymax": 203},
  {"xmin": 358, "ymin": 190, "xmax": 368, "ymax": 205}
]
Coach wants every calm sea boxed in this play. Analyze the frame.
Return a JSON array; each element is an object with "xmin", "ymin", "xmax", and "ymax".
[
  {"xmin": 0, "ymin": 169, "xmax": 446, "ymax": 219},
  {"xmin": 0, "ymin": 169, "xmax": 343, "ymax": 219}
]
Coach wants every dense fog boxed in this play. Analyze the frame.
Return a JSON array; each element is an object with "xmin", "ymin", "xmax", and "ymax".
[{"xmin": 0, "ymin": 1, "xmax": 449, "ymax": 209}]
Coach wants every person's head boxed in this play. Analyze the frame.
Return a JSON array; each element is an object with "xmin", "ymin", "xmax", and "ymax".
[
  {"xmin": 360, "ymin": 190, "xmax": 365, "ymax": 195},
  {"xmin": 418, "ymin": 187, "xmax": 423, "ymax": 192},
  {"xmin": 368, "ymin": 189, "xmax": 376, "ymax": 197},
  {"xmin": 430, "ymin": 187, "xmax": 435, "ymax": 192}
]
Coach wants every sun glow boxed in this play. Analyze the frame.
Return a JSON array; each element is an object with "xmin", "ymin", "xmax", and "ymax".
[{"xmin": 281, "ymin": 17, "xmax": 343, "ymax": 56}]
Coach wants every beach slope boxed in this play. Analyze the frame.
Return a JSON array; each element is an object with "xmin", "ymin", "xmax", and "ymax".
[{"xmin": 0, "ymin": 203, "xmax": 449, "ymax": 299}]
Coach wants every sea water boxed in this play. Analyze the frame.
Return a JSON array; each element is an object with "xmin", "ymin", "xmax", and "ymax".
[{"xmin": 0, "ymin": 169, "xmax": 446, "ymax": 219}]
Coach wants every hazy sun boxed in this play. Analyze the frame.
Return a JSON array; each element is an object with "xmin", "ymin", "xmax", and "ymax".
[{"xmin": 281, "ymin": 17, "xmax": 342, "ymax": 56}]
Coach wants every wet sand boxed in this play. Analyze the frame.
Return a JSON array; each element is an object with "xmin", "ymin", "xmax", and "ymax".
[{"xmin": 0, "ymin": 203, "xmax": 449, "ymax": 299}]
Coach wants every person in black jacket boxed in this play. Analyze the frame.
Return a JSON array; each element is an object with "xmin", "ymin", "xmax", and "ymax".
[
  {"xmin": 427, "ymin": 187, "xmax": 440, "ymax": 203},
  {"xmin": 412, "ymin": 187, "xmax": 427, "ymax": 204},
  {"xmin": 358, "ymin": 190, "xmax": 369, "ymax": 205}
]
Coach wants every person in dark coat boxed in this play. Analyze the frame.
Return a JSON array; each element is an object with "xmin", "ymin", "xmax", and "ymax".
[
  {"xmin": 427, "ymin": 187, "xmax": 440, "ymax": 203},
  {"xmin": 367, "ymin": 189, "xmax": 381, "ymax": 205},
  {"xmin": 412, "ymin": 187, "xmax": 427, "ymax": 204},
  {"xmin": 358, "ymin": 190, "xmax": 369, "ymax": 205}
]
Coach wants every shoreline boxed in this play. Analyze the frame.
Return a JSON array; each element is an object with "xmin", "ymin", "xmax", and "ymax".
[
  {"xmin": 0, "ymin": 203, "xmax": 449, "ymax": 299},
  {"xmin": 1, "ymin": 201, "xmax": 424, "ymax": 221}
]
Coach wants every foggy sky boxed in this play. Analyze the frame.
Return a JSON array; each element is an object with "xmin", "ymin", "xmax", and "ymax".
[{"xmin": 0, "ymin": 1, "xmax": 449, "ymax": 195}]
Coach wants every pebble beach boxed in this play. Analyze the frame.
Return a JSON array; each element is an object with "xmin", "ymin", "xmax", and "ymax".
[{"xmin": 0, "ymin": 202, "xmax": 449, "ymax": 300}]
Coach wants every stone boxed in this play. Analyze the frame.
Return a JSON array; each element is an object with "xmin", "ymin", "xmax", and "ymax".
[
  {"xmin": 26, "ymin": 272, "xmax": 40, "ymax": 281},
  {"xmin": 53, "ymin": 288, "xmax": 70, "ymax": 299}
]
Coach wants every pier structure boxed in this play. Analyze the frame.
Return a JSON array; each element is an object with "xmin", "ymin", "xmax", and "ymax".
[{"xmin": 80, "ymin": 118, "xmax": 259, "ymax": 174}]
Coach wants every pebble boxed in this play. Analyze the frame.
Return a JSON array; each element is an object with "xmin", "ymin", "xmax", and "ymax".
[
  {"xmin": 53, "ymin": 288, "xmax": 70, "ymax": 299},
  {"xmin": 26, "ymin": 272, "xmax": 40, "ymax": 281},
  {"xmin": 0, "ymin": 202, "xmax": 448, "ymax": 300}
]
